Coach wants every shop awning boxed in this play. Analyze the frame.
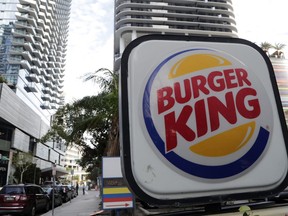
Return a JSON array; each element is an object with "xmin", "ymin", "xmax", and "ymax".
[{"xmin": 41, "ymin": 166, "xmax": 68, "ymax": 177}]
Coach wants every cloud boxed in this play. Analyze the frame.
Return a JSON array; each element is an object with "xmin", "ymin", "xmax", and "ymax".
[{"xmin": 63, "ymin": 0, "xmax": 114, "ymax": 103}]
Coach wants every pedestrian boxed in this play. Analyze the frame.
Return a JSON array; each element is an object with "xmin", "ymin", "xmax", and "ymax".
[
  {"xmin": 83, "ymin": 184, "xmax": 85, "ymax": 195},
  {"xmin": 76, "ymin": 182, "xmax": 79, "ymax": 195}
]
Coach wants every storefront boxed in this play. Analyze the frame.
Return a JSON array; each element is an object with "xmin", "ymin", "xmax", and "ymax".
[{"xmin": 0, "ymin": 123, "xmax": 12, "ymax": 186}]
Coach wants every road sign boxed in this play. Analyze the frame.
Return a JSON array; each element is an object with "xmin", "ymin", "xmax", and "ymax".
[
  {"xmin": 102, "ymin": 157, "xmax": 134, "ymax": 210},
  {"xmin": 102, "ymin": 187, "xmax": 133, "ymax": 210}
]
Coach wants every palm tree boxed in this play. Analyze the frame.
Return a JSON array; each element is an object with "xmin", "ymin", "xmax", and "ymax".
[
  {"xmin": 260, "ymin": 42, "xmax": 272, "ymax": 56},
  {"xmin": 82, "ymin": 68, "xmax": 119, "ymax": 156},
  {"xmin": 271, "ymin": 43, "xmax": 286, "ymax": 58}
]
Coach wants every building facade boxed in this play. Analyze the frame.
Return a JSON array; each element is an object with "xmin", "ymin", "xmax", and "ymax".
[
  {"xmin": 271, "ymin": 58, "xmax": 288, "ymax": 124},
  {"xmin": 0, "ymin": 0, "xmax": 71, "ymax": 186},
  {"xmin": 62, "ymin": 145, "xmax": 88, "ymax": 184},
  {"xmin": 114, "ymin": 0, "xmax": 238, "ymax": 71}
]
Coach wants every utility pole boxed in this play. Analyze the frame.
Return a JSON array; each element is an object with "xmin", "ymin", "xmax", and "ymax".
[{"xmin": 52, "ymin": 163, "xmax": 56, "ymax": 216}]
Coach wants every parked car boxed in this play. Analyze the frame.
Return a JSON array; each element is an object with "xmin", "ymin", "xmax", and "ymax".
[
  {"xmin": 0, "ymin": 184, "xmax": 50, "ymax": 216},
  {"xmin": 68, "ymin": 185, "xmax": 78, "ymax": 198},
  {"xmin": 42, "ymin": 186, "xmax": 62, "ymax": 208},
  {"xmin": 56, "ymin": 185, "xmax": 72, "ymax": 203}
]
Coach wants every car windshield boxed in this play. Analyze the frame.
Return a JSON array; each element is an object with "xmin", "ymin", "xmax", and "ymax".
[{"xmin": 0, "ymin": 186, "xmax": 25, "ymax": 195}]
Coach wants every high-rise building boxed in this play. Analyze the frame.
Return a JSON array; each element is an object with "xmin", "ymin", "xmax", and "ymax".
[
  {"xmin": 0, "ymin": 0, "xmax": 71, "ymax": 186},
  {"xmin": 114, "ymin": 0, "xmax": 238, "ymax": 71},
  {"xmin": 0, "ymin": 0, "xmax": 70, "ymax": 117}
]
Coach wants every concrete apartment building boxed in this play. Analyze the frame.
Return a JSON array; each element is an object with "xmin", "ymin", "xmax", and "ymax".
[
  {"xmin": 114, "ymin": 0, "xmax": 238, "ymax": 71},
  {"xmin": 114, "ymin": 0, "xmax": 288, "ymax": 125},
  {"xmin": 62, "ymin": 145, "xmax": 88, "ymax": 184},
  {"xmin": 0, "ymin": 0, "xmax": 71, "ymax": 186}
]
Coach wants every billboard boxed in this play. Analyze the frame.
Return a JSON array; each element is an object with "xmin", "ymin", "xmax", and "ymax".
[{"xmin": 120, "ymin": 35, "xmax": 288, "ymax": 204}]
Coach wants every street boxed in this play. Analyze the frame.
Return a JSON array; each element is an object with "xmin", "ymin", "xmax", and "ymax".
[{"xmin": 40, "ymin": 188, "xmax": 101, "ymax": 216}]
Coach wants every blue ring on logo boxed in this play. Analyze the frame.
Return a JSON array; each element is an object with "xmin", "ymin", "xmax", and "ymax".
[{"xmin": 142, "ymin": 49, "xmax": 270, "ymax": 179}]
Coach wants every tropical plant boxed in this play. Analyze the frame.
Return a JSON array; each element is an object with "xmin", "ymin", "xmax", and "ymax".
[
  {"xmin": 82, "ymin": 68, "xmax": 119, "ymax": 156},
  {"xmin": 259, "ymin": 42, "xmax": 272, "ymax": 55},
  {"xmin": 41, "ymin": 68, "xmax": 119, "ymax": 174},
  {"xmin": 271, "ymin": 43, "xmax": 286, "ymax": 58}
]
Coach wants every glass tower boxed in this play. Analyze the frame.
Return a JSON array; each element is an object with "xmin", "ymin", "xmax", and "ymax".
[{"xmin": 0, "ymin": 0, "xmax": 71, "ymax": 122}]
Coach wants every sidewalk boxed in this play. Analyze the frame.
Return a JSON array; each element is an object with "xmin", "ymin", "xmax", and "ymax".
[{"xmin": 40, "ymin": 189, "xmax": 101, "ymax": 216}]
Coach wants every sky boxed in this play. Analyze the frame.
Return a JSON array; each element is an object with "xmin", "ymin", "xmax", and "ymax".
[{"xmin": 63, "ymin": 0, "xmax": 288, "ymax": 103}]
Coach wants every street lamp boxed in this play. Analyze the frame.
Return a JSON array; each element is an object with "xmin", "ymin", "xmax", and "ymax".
[{"xmin": 33, "ymin": 158, "xmax": 38, "ymax": 184}]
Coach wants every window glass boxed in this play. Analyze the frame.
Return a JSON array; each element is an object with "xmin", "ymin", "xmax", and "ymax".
[{"xmin": 0, "ymin": 186, "xmax": 24, "ymax": 194}]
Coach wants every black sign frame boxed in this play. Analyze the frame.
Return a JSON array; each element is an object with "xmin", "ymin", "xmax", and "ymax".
[{"xmin": 120, "ymin": 34, "xmax": 288, "ymax": 205}]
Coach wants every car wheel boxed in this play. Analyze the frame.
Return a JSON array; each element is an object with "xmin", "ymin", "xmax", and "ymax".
[
  {"xmin": 26, "ymin": 205, "xmax": 36, "ymax": 216},
  {"xmin": 45, "ymin": 201, "xmax": 50, "ymax": 212}
]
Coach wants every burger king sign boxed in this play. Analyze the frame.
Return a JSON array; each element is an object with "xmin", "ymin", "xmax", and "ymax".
[{"xmin": 120, "ymin": 35, "xmax": 288, "ymax": 204}]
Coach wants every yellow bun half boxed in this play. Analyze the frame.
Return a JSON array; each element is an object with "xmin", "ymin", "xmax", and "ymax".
[
  {"xmin": 189, "ymin": 121, "xmax": 256, "ymax": 157},
  {"xmin": 168, "ymin": 54, "xmax": 232, "ymax": 79}
]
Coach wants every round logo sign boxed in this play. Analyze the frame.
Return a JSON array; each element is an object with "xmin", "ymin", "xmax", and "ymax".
[{"xmin": 142, "ymin": 48, "xmax": 272, "ymax": 179}]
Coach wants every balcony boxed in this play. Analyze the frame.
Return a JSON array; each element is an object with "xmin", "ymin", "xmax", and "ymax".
[
  {"xmin": 7, "ymin": 57, "xmax": 22, "ymax": 64},
  {"xmin": 19, "ymin": 0, "xmax": 39, "ymax": 11},
  {"xmin": 49, "ymin": 55, "xmax": 56, "ymax": 62},
  {"xmin": 38, "ymin": 75, "xmax": 44, "ymax": 83},
  {"xmin": 15, "ymin": 12, "xmax": 29, "ymax": 21},
  {"xmin": 31, "ymin": 66, "xmax": 41, "ymax": 75},
  {"xmin": 32, "ymin": 58, "xmax": 41, "ymax": 67},
  {"xmin": 24, "ymin": 42, "xmax": 34, "ymax": 52},
  {"xmin": 42, "ymin": 54, "xmax": 49, "ymax": 61},
  {"xmin": 17, "ymin": 4, "xmax": 38, "ymax": 18},
  {"xmin": 10, "ymin": 47, "xmax": 24, "ymax": 55},
  {"xmin": 45, "ymin": 80, "xmax": 53, "ymax": 88},
  {"xmin": 47, "ymin": 62, "xmax": 55, "ymax": 68},
  {"xmin": 40, "ymin": 102, "xmax": 51, "ymax": 109},
  {"xmin": 33, "ymin": 49, "xmax": 42, "ymax": 59},
  {"xmin": 43, "ymin": 31, "xmax": 51, "ymax": 41},
  {"xmin": 42, "ymin": 87, "xmax": 52, "ymax": 95},
  {"xmin": 50, "ymin": 103, "xmax": 58, "ymax": 109},
  {"xmin": 11, "ymin": 38, "xmax": 25, "ymax": 46},
  {"xmin": 22, "ymin": 51, "xmax": 33, "ymax": 61},
  {"xmin": 41, "ymin": 93, "xmax": 51, "ymax": 102},
  {"xmin": 21, "ymin": 60, "xmax": 32, "ymax": 70},
  {"xmin": 34, "ymin": 41, "xmax": 44, "ymax": 52},
  {"xmin": 14, "ymin": 21, "xmax": 36, "ymax": 35},
  {"xmin": 45, "ymin": 73, "xmax": 53, "ymax": 81},
  {"xmin": 25, "ymin": 33, "xmax": 35, "ymax": 44},
  {"xmin": 25, "ymin": 73, "xmax": 40, "ymax": 83},
  {"xmin": 12, "ymin": 29, "xmax": 27, "ymax": 37},
  {"xmin": 35, "ymin": 34, "xmax": 44, "ymax": 43},
  {"xmin": 24, "ymin": 82, "xmax": 38, "ymax": 93}
]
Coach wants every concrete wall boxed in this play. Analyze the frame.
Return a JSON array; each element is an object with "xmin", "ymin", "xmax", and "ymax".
[{"xmin": 0, "ymin": 84, "xmax": 44, "ymax": 138}]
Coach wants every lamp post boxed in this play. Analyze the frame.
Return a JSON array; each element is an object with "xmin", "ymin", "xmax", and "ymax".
[{"xmin": 33, "ymin": 158, "xmax": 38, "ymax": 184}]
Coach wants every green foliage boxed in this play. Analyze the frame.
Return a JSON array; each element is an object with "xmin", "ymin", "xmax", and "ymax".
[
  {"xmin": 41, "ymin": 68, "xmax": 119, "ymax": 174},
  {"xmin": 239, "ymin": 205, "xmax": 259, "ymax": 216},
  {"xmin": 259, "ymin": 41, "xmax": 286, "ymax": 58},
  {"xmin": 0, "ymin": 75, "xmax": 7, "ymax": 84}
]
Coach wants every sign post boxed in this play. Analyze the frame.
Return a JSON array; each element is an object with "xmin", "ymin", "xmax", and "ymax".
[
  {"xmin": 52, "ymin": 163, "xmax": 56, "ymax": 216},
  {"xmin": 102, "ymin": 157, "xmax": 134, "ymax": 211}
]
